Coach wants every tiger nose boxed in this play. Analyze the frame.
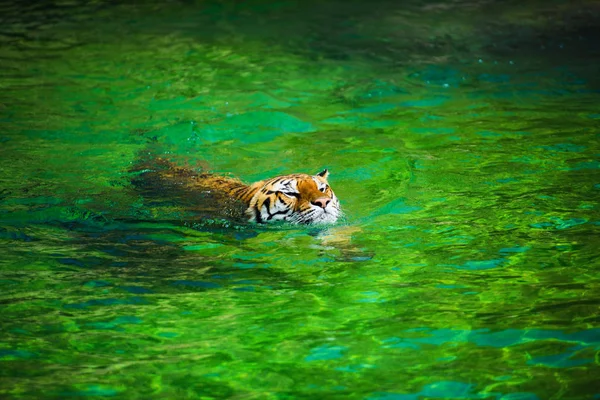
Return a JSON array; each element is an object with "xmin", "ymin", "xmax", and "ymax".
[{"xmin": 311, "ymin": 197, "xmax": 330, "ymax": 209}]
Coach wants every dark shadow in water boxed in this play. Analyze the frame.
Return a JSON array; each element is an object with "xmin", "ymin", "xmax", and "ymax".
[
  {"xmin": 3, "ymin": 0, "xmax": 600, "ymax": 71},
  {"xmin": 23, "ymin": 219, "xmax": 314, "ymax": 295}
]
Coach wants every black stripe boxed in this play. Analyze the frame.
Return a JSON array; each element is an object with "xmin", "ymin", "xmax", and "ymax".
[
  {"xmin": 264, "ymin": 197, "xmax": 275, "ymax": 221},
  {"xmin": 233, "ymin": 187, "xmax": 247, "ymax": 196},
  {"xmin": 267, "ymin": 209, "xmax": 290, "ymax": 220},
  {"xmin": 264, "ymin": 196, "xmax": 291, "ymax": 221},
  {"xmin": 266, "ymin": 189, "xmax": 300, "ymax": 199},
  {"xmin": 254, "ymin": 205, "xmax": 263, "ymax": 223},
  {"xmin": 284, "ymin": 191, "xmax": 300, "ymax": 199}
]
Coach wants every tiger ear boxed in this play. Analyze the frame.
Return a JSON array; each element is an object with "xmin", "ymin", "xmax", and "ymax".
[{"xmin": 317, "ymin": 169, "xmax": 329, "ymax": 179}]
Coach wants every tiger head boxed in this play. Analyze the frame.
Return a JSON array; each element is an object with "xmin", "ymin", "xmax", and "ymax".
[{"xmin": 247, "ymin": 169, "xmax": 341, "ymax": 224}]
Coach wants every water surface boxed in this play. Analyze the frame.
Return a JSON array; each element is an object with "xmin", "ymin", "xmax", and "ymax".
[{"xmin": 1, "ymin": 1, "xmax": 599, "ymax": 399}]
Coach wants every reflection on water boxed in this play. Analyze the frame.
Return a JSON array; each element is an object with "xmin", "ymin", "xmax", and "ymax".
[{"xmin": 1, "ymin": 0, "xmax": 599, "ymax": 399}]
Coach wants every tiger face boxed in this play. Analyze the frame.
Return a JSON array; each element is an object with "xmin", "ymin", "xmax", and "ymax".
[{"xmin": 247, "ymin": 169, "xmax": 341, "ymax": 224}]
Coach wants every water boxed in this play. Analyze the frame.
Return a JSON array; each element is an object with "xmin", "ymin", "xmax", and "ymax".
[{"xmin": 1, "ymin": 0, "xmax": 599, "ymax": 398}]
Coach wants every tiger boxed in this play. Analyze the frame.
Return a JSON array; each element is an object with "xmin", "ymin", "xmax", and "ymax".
[{"xmin": 131, "ymin": 158, "xmax": 342, "ymax": 225}]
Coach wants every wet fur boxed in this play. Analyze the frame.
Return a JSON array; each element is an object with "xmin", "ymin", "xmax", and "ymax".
[{"xmin": 131, "ymin": 158, "xmax": 341, "ymax": 224}]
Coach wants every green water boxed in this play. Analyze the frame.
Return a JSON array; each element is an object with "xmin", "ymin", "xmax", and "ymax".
[{"xmin": 1, "ymin": 1, "xmax": 600, "ymax": 398}]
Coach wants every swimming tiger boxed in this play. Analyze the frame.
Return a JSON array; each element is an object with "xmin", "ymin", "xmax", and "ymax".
[{"xmin": 131, "ymin": 158, "xmax": 341, "ymax": 225}]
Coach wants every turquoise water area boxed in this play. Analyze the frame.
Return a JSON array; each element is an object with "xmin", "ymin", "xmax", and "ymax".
[{"xmin": 1, "ymin": 0, "xmax": 599, "ymax": 398}]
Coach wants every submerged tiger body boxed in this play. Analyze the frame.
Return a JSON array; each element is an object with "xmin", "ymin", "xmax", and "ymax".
[{"xmin": 133, "ymin": 159, "xmax": 341, "ymax": 225}]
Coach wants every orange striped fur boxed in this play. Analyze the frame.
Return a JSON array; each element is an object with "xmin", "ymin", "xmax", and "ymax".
[{"xmin": 133, "ymin": 158, "xmax": 341, "ymax": 224}]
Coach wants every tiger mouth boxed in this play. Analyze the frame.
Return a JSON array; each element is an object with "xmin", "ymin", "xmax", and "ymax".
[{"xmin": 295, "ymin": 207, "xmax": 341, "ymax": 225}]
